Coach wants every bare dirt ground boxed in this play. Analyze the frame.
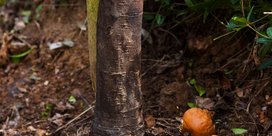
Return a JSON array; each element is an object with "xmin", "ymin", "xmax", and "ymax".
[{"xmin": 0, "ymin": 0, "xmax": 272, "ymax": 136}]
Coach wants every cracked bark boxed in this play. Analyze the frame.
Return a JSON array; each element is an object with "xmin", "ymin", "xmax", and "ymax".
[{"xmin": 92, "ymin": 0, "xmax": 144, "ymax": 135}]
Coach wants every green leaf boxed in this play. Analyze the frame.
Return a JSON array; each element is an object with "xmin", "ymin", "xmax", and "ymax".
[
  {"xmin": 41, "ymin": 112, "xmax": 49, "ymax": 118},
  {"xmin": 21, "ymin": 10, "xmax": 32, "ymax": 23},
  {"xmin": 10, "ymin": 48, "xmax": 32, "ymax": 58},
  {"xmin": 68, "ymin": 96, "xmax": 77, "ymax": 104},
  {"xmin": 231, "ymin": 128, "xmax": 248, "ymax": 135},
  {"xmin": 256, "ymin": 37, "xmax": 272, "ymax": 44},
  {"xmin": 266, "ymin": 27, "xmax": 272, "ymax": 37},
  {"xmin": 45, "ymin": 103, "xmax": 54, "ymax": 112},
  {"xmin": 259, "ymin": 44, "xmax": 272, "ymax": 58},
  {"xmin": 21, "ymin": 10, "xmax": 31, "ymax": 17},
  {"xmin": 226, "ymin": 21, "xmax": 239, "ymax": 31},
  {"xmin": 9, "ymin": 48, "xmax": 33, "ymax": 63},
  {"xmin": 195, "ymin": 84, "xmax": 206, "ymax": 96},
  {"xmin": 232, "ymin": 16, "xmax": 247, "ymax": 24},
  {"xmin": 203, "ymin": 8, "xmax": 209, "ymax": 23},
  {"xmin": 187, "ymin": 102, "xmax": 197, "ymax": 108},
  {"xmin": 184, "ymin": 0, "xmax": 194, "ymax": 7},
  {"xmin": 246, "ymin": 6, "xmax": 254, "ymax": 21},
  {"xmin": 225, "ymin": 16, "xmax": 250, "ymax": 32},
  {"xmin": 257, "ymin": 58, "xmax": 272, "ymax": 70},
  {"xmin": 176, "ymin": 10, "xmax": 187, "ymax": 17},
  {"xmin": 155, "ymin": 14, "xmax": 165, "ymax": 25},
  {"xmin": 163, "ymin": 0, "xmax": 171, "ymax": 6},
  {"xmin": 189, "ymin": 79, "xmax": 205, "ymax": 96},
  {"xmin": 35, "ymin": 4, "xmax": 43, "ymax": 19},
  {"xmin": 189, "ymin": 79, "xmax": 196, "ymax": 85}
]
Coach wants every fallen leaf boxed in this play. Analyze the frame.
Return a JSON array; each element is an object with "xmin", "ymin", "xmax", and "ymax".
[
  {"xmin": 50, "ymin": 113, "xmax": 65, "ymax": 126},
  {"xmin": 36, "ymin": 129, "xmax": 47, "ymax": 136},
  {"xmin": 187, "ymin": 102, "xmax": 197, "ymax": 108},
  {"xmin": 259, "ymin": 111, "xmax": 268, "ymax": 123},
  {"xmin": 63, "ymin": 39, "xmax": 74, "ymax": 47},
  {"xmin": 234, "ymin": 87, "xmax": 244, "ymax": 97},
  {"xmin": 145, "ymin": 114, "xmax": 156, "ymax": 128},
  {"xmin": 189, "ymin": 79, "xmax": 206, "ymax": 96},
  {"xmin": 195, "ymin": 96, "xmax": 215, "ymax": 110},
  {"xmin": 14, "ymin": 19, "xmax": 26, "ymax": 31},
  {"xmin": 47, "ymin": 42, "xmax": 62, "ymax": 50},
  {"xmin": 27, "ymin": 126, "xmax": 36, "ymax": 131}
]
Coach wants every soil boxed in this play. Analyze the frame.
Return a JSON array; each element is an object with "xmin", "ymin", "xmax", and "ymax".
[{"xmin": 0, "ymin": 0, "xmax": 272, "ymax": 136}]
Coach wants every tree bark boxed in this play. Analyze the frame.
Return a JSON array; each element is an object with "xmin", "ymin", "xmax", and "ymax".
[{"xmin": 93, "ymin": 0, "xmax": 144, "ymax": 135}]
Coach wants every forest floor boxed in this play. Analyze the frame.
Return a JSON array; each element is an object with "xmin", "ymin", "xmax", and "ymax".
[{"xmin": 0, "ymin": 0, "xmax": 272, "ymax": 136}]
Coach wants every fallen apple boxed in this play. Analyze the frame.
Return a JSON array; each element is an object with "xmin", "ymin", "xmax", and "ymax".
[{"xmin": 181, "ymin": 108, "xmax": 216, "ymax": 136}]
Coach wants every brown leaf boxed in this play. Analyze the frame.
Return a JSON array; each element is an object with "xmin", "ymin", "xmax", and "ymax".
[
  {"xmin": 259, "ymin": 111, "xmax": 268, "ymax": 124},
  {"xmin": 145, "ymin": 114, "xmax": 156, "ymax": 128},
  {"xmin": 234, "ymin": 87, "xmax": 244, "ymax": 98},
  {"xmin": 36, "ymin": 129, "xmax": 47, "ymax": 136},
  {"xmin": 195, "ymin": 96, "xmax": 215, "ymax": 110}
]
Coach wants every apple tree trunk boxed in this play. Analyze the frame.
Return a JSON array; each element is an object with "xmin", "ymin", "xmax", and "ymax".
[{"xmin": 92, "ymin": 0, "xmax": 144, "ymax": 135}]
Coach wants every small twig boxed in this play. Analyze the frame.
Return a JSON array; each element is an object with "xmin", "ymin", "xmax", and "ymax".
[
  {"xmin": 243, "ymin": 81, "xmax": 270, "ymax": 136},
  {"xmin": 245, "ymin": 109, "xmax": 260, "ymax": 136},
  {"xmin": 241, "ymin": 0, "xmax": 245, "ymax": 17},
  {"xmin": 246, "ymin": 81, "xmax": 270, "ymax": 112},
  {"xmin": 25, "ymin": 120, "xmax": 47, "ymax": 126},
  {"xmin": 141, "ymin": 55, "xmax": 167, "ymax": 77},
  {"xmin": 53, "ymin": 105, "xmax": 95, "ymax": 134},
  {"xmin": 64, "ymin": 116, "xmax": 92, "ymax": 131},
  {"xmin": 142, "ymin": 58, "xmax": 168, "ymax": 63},
  {"xmin": 217, "ymin": 43, "xmax": 247, "ymax": 70},
  {"xmin": 34, "ymin": 21, "xmax": 42, "ymax": 34},
  {"xmin": 155, "ymin": 122, "xmax": 177, "ymax": 136},
  {"xmin": 157, "ymin": 28, "xmax": 181, "ymax": 45},
  {"xmin": 263, "ymin": 12, "xmax": 272, "ymax": 15},
  {"xmin": 156, "ymin": 118, "xmax": 180, "ymax": 126}
]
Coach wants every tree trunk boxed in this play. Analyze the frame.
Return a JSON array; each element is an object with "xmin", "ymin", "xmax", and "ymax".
[{"xmin": 92, "ymin": 0, "xmax": 144, "ymax": 135}]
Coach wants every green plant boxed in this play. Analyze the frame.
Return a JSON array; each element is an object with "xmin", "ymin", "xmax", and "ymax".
[
  {"xmin": 231, "ymin": 128, "xmax": 248, "ymax": 135},
  {"xmin": 144, "ymin": 0, "xmax": 241, "ymax": 33},
  {"xmin": 68, "ymin": 95, "xmax": 77, "ymax": 104},
  {"xmin": 9, "ymin": 48, "xmax": 33, "ymax": 63},
  {"xmin": 144, "ymin": 0, "xmax": 174, "ymax": 28},
  {"xmin": 188, "ymin": 79, "xmax": 206, "ymax": 96},
  {"xmin": 187, "ymin": 102, "xmax": 197, "ymax": 108},
  {"xmin": 41, "ymin": 103, "xmax": 54, "ymax": 118},
  {"xmin": 184, "ymin": 0, "xmax": 238, "ymax": 23},
  {"xmin": 35, "ymin": 4, "xmax": 43, "ymax": 20},
  {"xmin": 144, "ymin": 0, "xmax": 272, "ymax": 69},
  {"xmin": 215, "ymin": 1, "xmax": 272, "ymax": 70}
]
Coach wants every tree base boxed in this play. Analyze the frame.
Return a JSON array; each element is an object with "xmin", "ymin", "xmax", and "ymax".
[{"xmin": 92, "ymin": 123, "xmax": 145, "ymax": 136}]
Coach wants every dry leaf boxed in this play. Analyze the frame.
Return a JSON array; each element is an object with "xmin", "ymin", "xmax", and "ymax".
[
  {"xmin": 195, "ymin": 96, "xmax": 215, "ymax": 110},
  {"xmin": 36, "ymin": 129, "xmax": 47, "ymax": 136},
  {"xmin": 234, "ymin": 87, "xmax": 244, "ymax": 98},
  {"xmin": 145, "ymin": 114, "xmax": 156, "ymax": 128}
]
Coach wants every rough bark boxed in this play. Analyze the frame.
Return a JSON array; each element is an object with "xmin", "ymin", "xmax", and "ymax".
[{"xmin": 93, "ymin": 0, "xmax": 144, "ymax": 135}]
